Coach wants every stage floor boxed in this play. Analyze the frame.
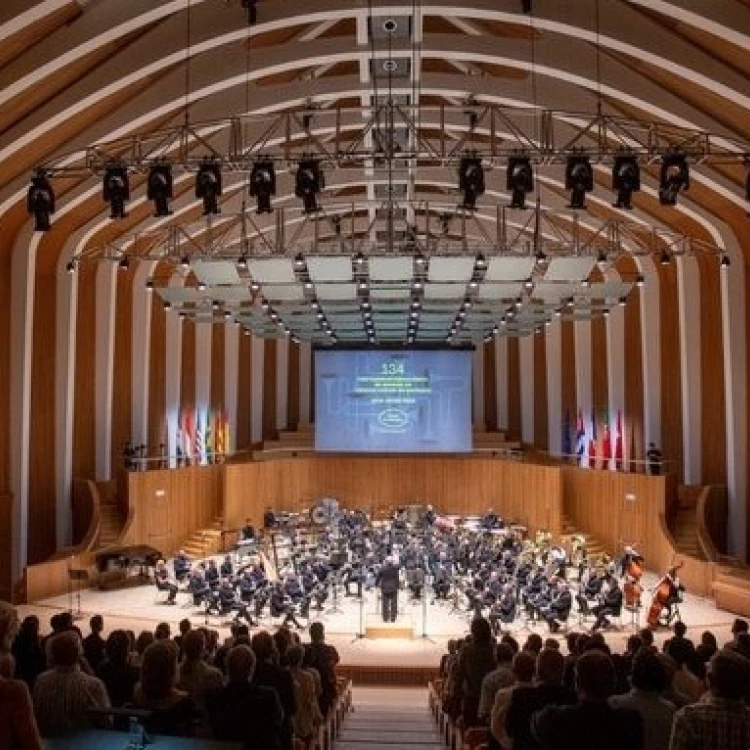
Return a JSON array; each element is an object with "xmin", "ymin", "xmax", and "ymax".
[{"xmin": 19, "ymin": 569, "xmax": 739, "ymax": 667}]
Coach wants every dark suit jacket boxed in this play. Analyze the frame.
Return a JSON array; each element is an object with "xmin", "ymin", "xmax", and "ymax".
[
  {"xmin": 206, "ymin": 681, "xmax": 283, "ymax": 750},
  {"xmin": 253, "ymin": 660, "xmax": 296, "ymax": 750},
  {"xmin": 377, "ymin": 563, "xmax": 400, "ymax": 594},
  {"xmin": 506, "ymin": 683, "xmax": 576, "ymax": 750},
  {"xmin": 551, "ymin": 590, "xmax": 573, "ymax": 619},
  {"xmin": 532, "ymin": 699, "xmax": 643, "ymax": 750}
]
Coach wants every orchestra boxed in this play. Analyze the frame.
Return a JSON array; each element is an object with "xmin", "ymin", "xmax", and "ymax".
[{"xmin": 154, "ymin": 500, "xmax": 688, "ymax": 635}]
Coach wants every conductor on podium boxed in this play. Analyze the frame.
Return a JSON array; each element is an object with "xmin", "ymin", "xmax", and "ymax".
[{"xmin": 377, "ymin": 557, "xmax": 401, "ymax": 623}]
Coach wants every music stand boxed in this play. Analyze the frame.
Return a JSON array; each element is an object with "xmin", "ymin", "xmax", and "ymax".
[{"xmin": 67, "ymin": 568, "xmax": 89, "ymax": 620}]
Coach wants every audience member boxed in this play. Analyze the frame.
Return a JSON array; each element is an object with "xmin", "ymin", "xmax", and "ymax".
[
  {"xmin": 177, "ymin": 629, "xmax": 223, "ymax": 717},
  {"xmin": 490, "ymin": 649, "xmax": 535, "ymax": 749},
  {"xmin": 610, "ymin": 649, "xmax": 676, "ymax": 750},
  {"xmin": 694, "ymin": 631, "xmax": 718, "ymax": 667},
  {"xmin": 478, "ymin": 642, "xmax": 515, "ymax": 724},
  {"xmin": 206, "ymin": 645, "xmax": 283, "ymax": 750},
  {"xmin": 506, "ymin": 647, "xmax": 576, "ymax": 750},
  {"xmin": 657, "ymin": 653, "xmax": 693, "ymax": 708},
  {"xmin": 133, "ymin": 639, "xmax": 196, "ymax": 737},
  {"xmin": 32, "ymin": 630, "xmax": 110, "ymax": 736},
  {"xmin": 531, "ymin": 650, "xmax": 644, "ymax": 750},
  {"xmin": 664, "ymin": 639, "xmax": 704, "ymax": 703},
  {"xmin": 304, "ymin": 622, "xmax": 339, "ymax": 716},
  {"xmin": 288, "ymin": 643, "xmax": 323, "ymax": 744},
  {"xmin": 670, "ymin": 649, "xmax": 750, "ymax": 750},
  {"xmin": 174, "ymin": 618, "xmax": 192, "ymax": 657},
  {"xmin": 95, "ymin": 629, "xmax": 139, "ymax": 708},
  {"xmin": 12, "ymin": 615, "xmax": 46, "ymax": 689},
  {"xmin": 457, "ymin": 617, "xmax": 496, "ymax": 726},
  {"xmin": 82, "ymin": 614, "xmax": 106, "ymax": 672},
  {"xmin": 0, "ymin": 652, "xmax": 42, "ymax": 750}
]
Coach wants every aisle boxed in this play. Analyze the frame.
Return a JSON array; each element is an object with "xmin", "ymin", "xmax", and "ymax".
[{"xmin": 335, "ymin": 687, "xmax": 444, "ymax": 750}]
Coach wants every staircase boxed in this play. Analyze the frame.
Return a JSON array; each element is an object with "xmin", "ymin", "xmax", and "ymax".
[
  {"xmin": 670, "ymin": 506, "xmax": 703, "ymax": 559},
  {"xmin": 561, "ymin": 515, "xmax": 607, "ymax": 559},
  {"xmin": 180, "ymin": 517, "xmax": 226, "ymax": 558},
  {"xmin": 335, "ymin": 687, "xmax": 443, "ymax": 750},
  {"xmin": 98, "ymin": 502, "xmax": 123, "ymax": 547}
]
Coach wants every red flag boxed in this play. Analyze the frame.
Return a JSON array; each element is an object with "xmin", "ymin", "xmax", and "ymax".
[
  {"xmin": 615, "ymin": 409, "xmax": 624, "ymax": 470},
  {"xmin": 602, "ymin": 416, "xmax": 612, "ymax": 468},
  {"xmin": 588, "ymin": 408, "xmax": 597, "ymax": 467}
]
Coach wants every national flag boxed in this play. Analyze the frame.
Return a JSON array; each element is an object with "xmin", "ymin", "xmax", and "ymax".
[
  {"xmin": 602, "ymin": 413, "xmax": 612, "ymax": 469},
  {"xmin": 588, "ymin": 408, "xmax": 597, "ymax": 467},
  {"xmin": 176, "ymin": 428, "xmax": 183, "ymax": 466},
  {"xmin": 205, "ymin": 410, "xmax": 214, "ymax": 462},
  {"xmin": 183, "ymin": 407, "xmax": 196, "ymax": 462},
  {"xmin": 562, "ymin": 408, "xmax": 572, "ymax": 459},
  {"xmin": 196, "ymin": 411, "xmax": 206, "ymax": 464},
  {"xmin": 575, "ymin": 409, "xmax": 586, "ymax": 465},
  {"xmin": 615, "ymin": 409, "xmax": 624, "ymax": 470}
]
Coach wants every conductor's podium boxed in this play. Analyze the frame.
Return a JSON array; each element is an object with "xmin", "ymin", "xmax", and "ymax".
[{"xmin": 364, "ymin": 612, "xmax": 415, "ymax": 639}]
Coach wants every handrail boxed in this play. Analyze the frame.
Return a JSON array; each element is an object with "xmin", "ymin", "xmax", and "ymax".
[{"xmin": 696, "ymin": 486, "xmax": 727, "ymax": 562}]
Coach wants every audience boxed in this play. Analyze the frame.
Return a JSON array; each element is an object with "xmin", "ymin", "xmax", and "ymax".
[
  {"xmin": 303, "ymin": 622, "xmax": 339, "ymax": 716},
  {"xmin": 478, "ymin": 642, "xmax": 515, "ymax": 724},
  {"xmin": 288, "ymin": 643, "xmax": 323, "ymax": 744},
  {"xmin": 33, "ymin": 630, "xmax": 111, "ymax": 736},
  {"xmin": 177, "ymin": 629, "xmax": 223, "ymax": 716},
  {"xmin": 11, "ymin": 616, "xmax": 46, "ymax": 690},
  {"xmin": 95, "ymin": 629, "xmax": 139, "ymax": 707},
  {"xmin": 490, "ymin": 649, "xmax": 535, "ymax": 749},
  {"xmin": 457, "ymin": 616, "xmax": 497, "ymax": 726},
  {"xmin": 82, "ymin": 614, "xmax": 106, "ymax": 672}
]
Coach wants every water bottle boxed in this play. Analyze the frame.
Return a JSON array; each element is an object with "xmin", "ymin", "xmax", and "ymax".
[{"xmin": 127, "ymin": 716, "xmax": 143, "ymax": 750}]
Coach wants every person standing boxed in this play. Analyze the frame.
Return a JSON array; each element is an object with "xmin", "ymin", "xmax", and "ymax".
[
  {"xmin": 646, "ymin": 443, "xmax": 663, "ymax": 475},
  {"xmin": 376, "ymin": 556, "xmax": 401, "ymax": 623}
]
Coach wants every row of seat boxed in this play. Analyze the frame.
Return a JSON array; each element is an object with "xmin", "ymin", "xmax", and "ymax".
[
  {"xmin": 298, "ymin": 677, "xmax": 353, "ymax": 750},
  {"xmin": 427, "ymin": 680, "xmax": 488, "ymax": 750}
]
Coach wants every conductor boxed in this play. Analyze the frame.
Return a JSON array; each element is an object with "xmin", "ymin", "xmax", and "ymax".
[{"xmin": 376, "ymin": 556, "xmax": 400, "ymax": 623}]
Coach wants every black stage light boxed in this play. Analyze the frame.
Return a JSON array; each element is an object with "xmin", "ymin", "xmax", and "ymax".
[
  {"xmin": 195, "ymin": 159, "xmax": 223, "ymax": 215},
  {"xmin": 659, "ymin": 153, "xmax": 689, "ymax": 206},
  {"xmin": 27, "ymin": 170, "xmax": 55, "ymax": 232},
  {"xmin": 103, "ymin": 164, "xmax": 130, "ymax": 219},
  {"xmin": 565, "ymin": 155, "xmax": 594, "ymax": 210},
  {"xmin": 249, "ymin": 160, "xmax": 276, "ymax": 214},
  {"xmin": 612, "ymin": 155, "xmax": 640, "ymax": 210},
  {"xmin": 459, "ymin": 155, "xmax": 485, "ymax": 211},
  {"xmin": 147, "ymin": 162, "xmax": 173, "ymax": 217},
  {"xmin": 521, "ymin": 0, "xmax": 532, "ymax": 13},
  {"xmin": 507, "ymin": 156, "xmax": 534, "ymax": 209},
  {"xmin": 241, "ymin": 0, "xmax": 257, "ymax": 25},
  {"xmin": 295, "ymin": 159, "xmax": 323, "ymax": 214}
]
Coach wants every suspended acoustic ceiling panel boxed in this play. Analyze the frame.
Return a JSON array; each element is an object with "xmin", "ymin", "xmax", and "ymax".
[
  {"xmin": 369, "ymin": 255, "xmax": 413, "ymax": 281},
  {"xmin": 532, "ymin": 282, "xmax": 581, "ymax": 303},
  {"xmin": 543, "ymin": 256, "xmax": 596, "ymax": 281},
  {"xmin": 157, "ymin": 287, "xmax": 205, "ymax": 304},
  {"xmin": 424, "ymin": 282, "xmax": 466, "ymax": 299},
  {"xmin": 209, "ymin": 286, "xmax": 254, "ymax": 304},
  {"xmin": 428, "ymin": 256, "xmax": 475, "ymax": 282},
  {"xmin": 370, "ymin": 285, "xmax": 411, "ymax": 299},
  {"xmin": 316, "ymin": 282, "xmax": 357, "ymax": 301},
  {"xmin": 191, "ymin": 260, "xmax": 242, "ymax": 286},
  {"xmin": 581, "ymin": 281, "xmax": 634, "ymax": 301},
  {"xmin": 263, "ymin": 284, "xmax": 305, "ymax": 302},
  {"xmin": 307, "ymin": 256, "xmax": 352, "ymax": 282},
  {"xmin": 478, "ymin": 282, "xmax": 523, "ymax": 301},
  {"xmin": 484, "ymin": 257, "xmax": 536, "ymax": 281},
  {"xmin": 247, "ymin": 258, "xmax": 296, "ymax": 283}
]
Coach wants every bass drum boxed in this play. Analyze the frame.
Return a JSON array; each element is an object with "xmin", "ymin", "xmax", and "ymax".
[{"xmin": 310, "ymin": 505, "xmax": 329, "ymax": 526}]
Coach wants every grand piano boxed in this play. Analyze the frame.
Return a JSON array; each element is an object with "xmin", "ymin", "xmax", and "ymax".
[{"xmin": 95, "ymin": 544, "xmax": 163, "ymax": 590}]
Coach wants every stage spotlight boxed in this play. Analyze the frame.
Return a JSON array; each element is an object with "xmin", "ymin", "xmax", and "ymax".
[
  {"xmin": 27, "ymin": 170, "xmax": 55, "ymax": 232},
  {"xmin": 147, "ymin": 162, "xmax": 173, "ymax": 217},
  {"xmin": 506, "ymin": 156, "xmax": 534, "ymax": 209},
  {"xmin": 195, "ymin": 159, "xmax": 222, "ymax": 215},
  {"xmin": 66, "ymin": 260, "xmax": 76, "ymax": 274},
  {"xmin": 660, "ymin": 249, "xmax": 671, "ymax": 265},
  {"xmin": 565, "ymin": 155, "xmax": 594, "ymax": 210},
  {"xmin": 721, "ymin": 254, "xmax": 731, "ymax": 269},
  {"xmin": 521, "ymin": 0, "xmax": 532, "ymax": 13},
  {"xmin": 249, "ymin": 160, "xmax": 275, "ymax": 214},
  {"xmin": 458, "ymin": 155, "xmax": 485, "ymax": 210},
  {"xmin": 295, "ymin": 159, "xmax": 323, "ymax": 214},
  {"xmin": 612, "ymin": 155, "xmax": 640, "ymax": 210},
  {"xmin": 636, "ymin": 273, "xmax": 644, "ymax": 287},
  {"xmin": 241, "ymin": 0, "xmax": 257, "ymax": 24},
  {"xmin": 103, "ymin": 164, "xmax": 130, "ymax": 219},
  {"xmin": 659, "ymin": 153, "xmax": 689, "ymax": 206},
  {"xmin": 118, "ymin": 255, "xmax": 130, "ymax": 272}
]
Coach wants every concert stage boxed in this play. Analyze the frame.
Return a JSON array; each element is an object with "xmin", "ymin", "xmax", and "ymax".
[{"xmin": 17, "ymin": 564, "xmax": 739, "ymax": 673}]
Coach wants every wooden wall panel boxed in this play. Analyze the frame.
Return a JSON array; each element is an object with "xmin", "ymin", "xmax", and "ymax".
[
  {"xmin": 560, "ymin": 321, "xmax": 576, "ymax": 419},
  {"xmin": 180, "ymin": 320, "xmax": 195, "ymax": 408},
  {"xmin": 110, "ymin": 271, "xmax": 132, "ymax": 475},
  {"xmin": 659, "ymin": 263, "xmax": 683, "ymax": 478},
  {"xmin": 698, "ymin": 259, "xmax": 726, "ymax": 483},
  {"xmin": 210, "ymin": 322, "xmax": 225, "ymax": 409},
  {"xmin": 224, "ymin": 457, "xmax": 563, "ymax": 538},
  {"xmin": 484, "ymin": 341, "xmax": 497, "ymax": 431},
  {"xmin": 0, "ymin": 251, "xmax": 10, "ymax": 495},
  {"xmin": 624, "ymin": 284, "xmax": 645, "ymax": 472},
  {"xmin": 263, "ymin": 338, "xmax": 277, "ymax": 439},
  {"xmin": 28, "ymin": 272, "xmax": 57, "ymax": 563},
  {"xmin": 533, "ymin": 333, "xmax": 548, "ymax": 449},
  {"xmin": 0, "ymin": 493, "xmax": 11, "ymax": 600},
  {"xmin": 288, "ymin": 341, "xmax": 300, "ymax": 430},
  {"xmin": 506, "ymin": 338, "xmax": 521, "ymax": 439},
  {"xmin": 73, "ymin": 265, "xmax": 96, "ymax": 478},
  {"xmin": 147, "ymin": 292, "xmax": 166, "ymax": 454},
  {"xmin": 236, "ymin": 332, "xmax": 252, "ymax": 450}
]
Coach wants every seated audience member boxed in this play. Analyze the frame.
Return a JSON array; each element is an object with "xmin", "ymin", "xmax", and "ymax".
[
  {"xmin": 663, "ymin": 621, "xmax": 695, "ymax": 656},
  {"xmin": 609, "ymin": 649, "xmax": 675, "ymax": 750},
  {"xmin": 0, "ymin": 652, "xmax": 42, "ymax": 750},
  {"xmin": 33, "ymin": 630, "xmax": 111, "ymax": 736},
  {"xmin": 304, "ymin": 622, "xmax": 339, "ymax": 716},
  {"xmin": 173, "ymin": 618, "xmax": 192, "ymax": 657},
  {"xmin": 251, "ymin": 630, "xmax": 296, "ymax": 750},
  {"xmin": 154, "ymin": 622, "xmax": 172, "ymax": 641},
  {"xmin": 177, "ymin": 629, "xmax": 224, "ymax": 717},
  {"xmin": 207, "ymin": 644, "xmax": 283, "ymax": 750},
  {"xmin": 531, "ymin": 650, "xmax": 644, "ymax": 750},
  {"xmin": 669, "ymin": 649, "xmax": 750, "ymax": 750},
  {"xmin": 657, "ymin": 653, "xmax": 692, "ymax": 708},
  {"xmin": 132, "ymin": 630, "xmax": 154, "ymax": 668},
  {"xmin": 478, "ymin": 642, "xmax": 515, "ymax": 724},
  {"xmin": 12, "ymin": 615, "xmax": 46, "ymax": 690},
  {"xmin": 506, "ymin": 647, "xmax": 576, "ymax": 750},
  {"xmin": 694, "ymin": 631, "xmax": 718, "ymax": 668},
  {"xmin": 133, "ymin": 640, "xmax": 197, "ymax": 737},
  {"xmin": 288, "ymin": 644, "xmax": 323, "ymax": 744},
  {"xmin": 490, "ymin": 650, "xmax": 535, "ymax": 749},
  {"xmin": 665, "ymin": 639, "xmax": 704, "ymax": 704},
  {"xmin": 82, "ymin": 614, "xmax": 106, "ymax": 672},
  {"xmin": 96, "ymin": 629, "xmax": 139, "ymax": 707},
  {"xmin": 458, "ymin": 617, "xmax": 497, "ymax": 726}
]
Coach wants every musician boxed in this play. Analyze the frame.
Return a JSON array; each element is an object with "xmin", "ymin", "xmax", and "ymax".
[
  {"xmin": 618, "ymin": 546, "xmax": 644, "ymax": 577},
  {"xmin": 155, "ymin": 560, "xmax": 178, "ymax": 604},
  {"xmin": 187, "ymin": 568, "xmax": 210, "ymax": 607},
  {"xmin": 173, "ymin": 550, "xmax": 191, "ymax": 582},
  {"xmin": 238, "ymin": 569, "xmax": 257, "ymax": 603},
  {"xmin": 407, "ymin": 565, "xmax": 425, "ymax": 601},
  {"xmin": 423, "ymin": 505, "xmax": 436, "ymax": 528},
  {"xmin": 270, "ymin": 581, "xmax": 302, "ymax": 629},
  {"xmin": 376, "ymin": 556, "xmax": 401, "ymax": 623},
  {"xmin": 263, "ymin": 507, "xmax": 277, "ymax": 530},
  {"xmin": 344, "ymin": 561, "xmax": 364, "ymax": 598},
  {"xmin": 653, "ymin": 566, "xmax": 685, "ymax": 624},
  {"xmin": 205, "ymin": 559, "xmax": 220, "ymax": 588},
  {"xmin": 542, "ymin": 581, "xmax": 572, "ymax": 632},
  {"xmin": 220, "ymin": 555, "xmax": 234, "ymax": 578},
  {"xmin": 241, "ymin": 519, "xmax": 256, "ymax": 541},
  {"xmin": 432, "ymin": 562, "xmax": 451, "ymax": 600},
  {"xmin": 488, "ymin": 584, "xmax": 517, "ymax": 635},
  {"xmin": 481, "ymin": 508, "xmax": 501, "ymax": 530},
  {"xmin": 575, "ymin": 568, "xmax": 605, "ymax": 615},
  {"xmin": 216, "ymin": 578, "xmax": 256, "ymax": 626},
  {"xmin": 591, "ymin": 576, "xmax": 624, "ymax": 631}
]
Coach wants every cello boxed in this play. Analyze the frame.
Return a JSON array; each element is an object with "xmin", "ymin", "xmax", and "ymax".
[
  {"xmin": 621, "ymin": 544, "xmax": 644, "ymax": 607},
  {"xmin": 647, "ymin": 561, "xmax": 684, "ymax": 629}
]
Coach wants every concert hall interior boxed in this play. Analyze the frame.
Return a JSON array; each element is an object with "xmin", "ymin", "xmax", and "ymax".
[{"xmin": 4, "ymin": 1, "xmax": 750, "ymax": 747}]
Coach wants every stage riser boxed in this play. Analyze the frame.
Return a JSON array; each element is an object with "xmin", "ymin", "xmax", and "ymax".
[{"xmin": 337, "ymin": 665, "xmax": 438, "ymax": 686}]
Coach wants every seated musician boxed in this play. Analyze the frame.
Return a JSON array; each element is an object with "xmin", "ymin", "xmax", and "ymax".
[
  {"xmin": 155, "ymin": 560, "xmax": 178, "ymax": 605},
  {"xmin": 431, "ymin": 562, "xmax": 451, "ymax": 600},
  {"xmin": 542, "ymin": 580, "xmax": 572, "ymax": 632},
  {"xmin": 187, "ymin": 568, "xmax": 210, "ymax": 607},
  {"xmin": 407, "ymin": 565, "xmax": 425, "ymax": 601},
  {"xmin": 205, "ymin": 559, "xmax": 220, "ymax": 588},
  {"xmin": 591, "ymin": 576, "xmax": 624, "ymax": 631},
  {"xmin": 262, "ymin": 507, "xmax": 277, "ymax": 531},
  {"xmin": 173, "ymin": 550, "xmax": 191, "ymax": 582},
  {"xmin": 576, "ymin": 569, "xmax": 605, "ymax": 614},
  {"xmin": 481, "ymin": 507, "xmax": 501, "ymax": 530},
  {"xmin": 283, "ymin": 574, "xmax": 304, "ymax": 603},
  {"xmin": 488, "ymin": 584, "xmax": 517, "ymax": 635},
  {"xmin": 423, "ymin": 505, "xmax": 436, "ymax": 528},
  {"xmin": 270, "ymin": 582, "xmax": 302, "ymax": 629},
  {"xmin": 238, "ymin": 569, "xmax": 257, "ymax": 603},
  {"xmin": 220, "ymin": 555, "xmax": 234, "ymax": 578},
  {"xmin": 344, "ymin": 561, "xmax": 364, "ymax": 598},
  {"xmin": 310, "ymin": 580, "xmax": 328, "ymax": 610},
  {"xmin": 240, "ymin": 519, "xmax": 256, "ymax": 542},
  {"xmin": 618, "ymin": 545, "xmax": 643, "ymax": 576},
  {"xmin": 656, "ymin": 565, "xmax": 685, "ymax": 624},
  {"xmin": 217, "ymin": 578, "xmax": 256, "ymax": 626}
]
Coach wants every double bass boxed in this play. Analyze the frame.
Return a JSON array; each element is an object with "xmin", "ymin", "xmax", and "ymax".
[
  {"xmin": 647, "ymin": 562, "xmax": 684, "ymax": 629},
  {"xmin": 621, "ymin": 544, "xmax": 644, "ymax": 607}
]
